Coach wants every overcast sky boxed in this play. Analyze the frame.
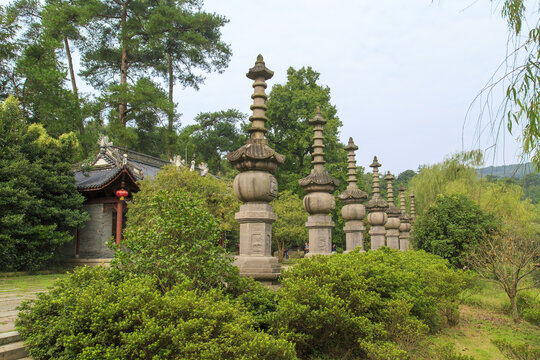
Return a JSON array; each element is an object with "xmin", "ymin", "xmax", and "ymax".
[
  {"xmin": 184, "ymin": 0, "xmax": 528, "ymax": 174},
  {"xmin": 2, "ymin": 0, "xmax": 529, "ymax": 174}
]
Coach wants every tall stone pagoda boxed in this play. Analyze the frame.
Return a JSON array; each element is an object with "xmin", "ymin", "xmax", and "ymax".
[
  {"xmin": 299, "ymin": 107, "xmax": 339, "ymax": 256},
  {"xmin": 338, "ymin": 138, "xmax": 368, "ymax": 252},
  {"xmin": 398, "ymin": 185, "xmax": 412, "ymax": 251},
  {"xmin": 409, "ymin": 192, "xmax": 416, "ymax": 223},
  {"xmin": 227, "ymin": 55, "xmax": 285, "ymax": 280},
  {"xmin": 383, "ymin": 171, "xmax": 401, "ymax": 249},
  {"xmin": 366, "ymin": 156, "xmax": 388, "ymax": 250}
]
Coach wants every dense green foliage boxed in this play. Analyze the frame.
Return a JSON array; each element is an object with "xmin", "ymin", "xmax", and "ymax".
[
  {"xmin": 0, "ymin": 97, "xmax": 87, "ymax": 271},
  {"xmin": 269, "ymin": 249, "xmax": 472, "ymax": 359},
  {"xmin": 127, "ymin": 165, "xmax": 239, "ymax": 232},
  {"xmin": 411, "ymin": 194, "xmax": 497, "ymax": 268},
  {"xmin": 266, "ymin": 66, "xmax": 347, "ymax": 195},
  {"xmin": 271, "ymin": 190, "xmax": 308, "ymax": 258},
  {"xmin": 492, "ymin": 338, "xmax": 540, "ymax": 360},
  {"xmin": 16, "ymin": 267, "xmax": 297, "ymax": 360},
  {"xmin": 0, "ymin": 0, "xmax": 231, "ymax": 158},
  {"xmin": 177, "ymin": 109, "xmax": 245, "ymax": 175},
  {"xmin": 114, "ymin": 186, "xmax": 236, "ymax": 293},
  {"xmin": 521, "ymin": 172, "xmax": 540, "ymax": 204}
]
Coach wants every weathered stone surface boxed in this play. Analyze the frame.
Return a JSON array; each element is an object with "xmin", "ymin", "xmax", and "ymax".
[
  {"xmin": 384, "ymin": 172, "xmax": 401, "ymax": 249},
  {"xmin": 305, "ymin": 214, "xmax": 334, "ymax": 256},
  {"xmin": 338, "ymin": 137, "xmax": 367, "ymax": 253},
  {"xmin": 399, "ymin": 185, "xmax": 412, "ymax": 251},
  {"xmin": 299, "ymin": 108, "xmax": 338, "ymax": 256},
  {"xmin": 227, "ymin": 55, "xmax": 283, "ymax": 280},
  {"xmin": 366, "ymin": 156, "xmax": 388, "ymax": 250},
  {"xmin": 59, "ymin": 204, "xmax": 114, "ymax": 259}
]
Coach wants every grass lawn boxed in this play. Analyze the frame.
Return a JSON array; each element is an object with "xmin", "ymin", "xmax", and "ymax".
[
  {"xmin": 414, "ymin": 279, "xmax": 540, "ymax": 360},
  {"xmin": 0, "ymin": 272, "xmax": 67, "ymax": 293}
]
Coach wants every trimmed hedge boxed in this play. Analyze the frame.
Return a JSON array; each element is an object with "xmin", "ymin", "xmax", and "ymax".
[
  {"xmin": 270, "ymin": 248, "xmax": 473, "ymax": 359},
  {"xmin": 16, "ymin": 267, "xmax": 297, "ymax": 360}
]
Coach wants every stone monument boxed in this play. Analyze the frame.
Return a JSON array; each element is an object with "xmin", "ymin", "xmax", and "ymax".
[
  {"xmin": 338, "ymin": 138, "xmax": 368, "ymax": 252},
  {"xmin": 398, "ymin": 185, "xmax": 412, "ymax": 251},
  {"xmin": 366, "ymin": 156, "xmax": 388, "ymax": 250},
  {"xmin": 383, "ymin": 171, "xmax": 401, "ymax": 249},
  {"xmin": 409, "ymin": 192, "xmax": 416, "ymax": 223},
  {"xmin": 299, "ymin": 107, "xmax": 339, "ymax": 256},
  {"xmin": 227, "ymin": 55, "xmax": 285, "ymax": 280}
]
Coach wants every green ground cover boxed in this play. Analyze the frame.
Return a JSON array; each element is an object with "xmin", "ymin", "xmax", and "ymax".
[
  {"xmin": 4, "ymin": 273, "xmax": 538, "ymax": 359},
  {"xmin": 0, "ymin": 273, "xmax": 67, "ymax": 292},
  {"xmin": 414, "ymin": 279, "xmax": 540, "ymax": 360}
]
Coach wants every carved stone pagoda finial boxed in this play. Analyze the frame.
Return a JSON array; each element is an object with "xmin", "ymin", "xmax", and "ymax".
[
  {"xmin": 226, "ymin": 55, "xmax": 284, "ymax": 280},
  {"xmin": 366, "ymin": 156, "xmax": 388, "ymax": 250},
  {"xmin": 338, "ymin": 137, "xmax": 368, "ymax": 252},
  {"xmin": 399, "ymin": 185, "xmax": 412, "ymax": 251},
  {"xmin": 299, "ymin": 108, "xmax": 339, "ymax": 256},
  {"xmin": 384, "ymin": 172, "xmax": 401, "ymax": 249},
  {"xmin": 228, "ymin": 55, "xmax": 285, "ymax": 173}
]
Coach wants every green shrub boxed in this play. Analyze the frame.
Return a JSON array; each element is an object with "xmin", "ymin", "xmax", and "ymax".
[
  {"xmin": 270, "ymin": 248, "xmax": 472, "ymax": 359},
  {"xmin": 517, "ymin": 292, "xmax": 540, "ymax": 325},
  {"xmin": 16, "ymin": 266, "xmax": 297, "ymax": 360},
  {"xmin": 492, "ymin": 338, "xmax": 540, "ymax": 360},
  {"xmin": 0, "ymin": 97, "xmax": 88, "ymax": 271},
  {"xmin": 432, "ymin": 343, "xmax": 476, "ymax": 360},
  {"xmin": 112, "ymin": 190, "xmax": 237, "ymax": 293},
  {"xmin": 411, "ymin": 194, "xmax": 497, "ymax": 268}
]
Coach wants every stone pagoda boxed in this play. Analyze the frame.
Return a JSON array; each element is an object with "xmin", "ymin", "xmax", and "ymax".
[
  {"xmin": 409, "ymin": 192, "xmax": 416, "ymax": 223},
  {"xmin": 338, "ymin": 138, "xmax": 368, "ymax": 252},
  {"xmin": 299, "ymin": 107, "xmax": 340, "ymax": 256},
  {"xmin": 383, "ymin": 172, "xmax": 401, "ymax": 249},
  {"xmin": 398, "ymin": 185, "xmax": 412, "ymax": 251},
  {"xmin": 227, "ymin": 55, "xmax": 285, "ymax": 280},
  {"xmin": 366, "ymin": 156, "xmax": 388, "ymax": 250}
]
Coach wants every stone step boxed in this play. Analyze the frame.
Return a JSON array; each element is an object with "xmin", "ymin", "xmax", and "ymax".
[
  {"xmin": 0, "ymin": 341, "xmax": 28, "ymax": 360},
  {"xmin": 0, "ymin": 332, "xmax": 20, "ymax": 346},
  {"xmin": 0, "ymin": 323, "xmax": 15, "ymax": 334}
]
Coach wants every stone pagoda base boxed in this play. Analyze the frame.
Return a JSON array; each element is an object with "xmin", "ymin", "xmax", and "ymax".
[
  {"xmin": 386, "ymin": 230, "xmax": 400, "ymax": 249},
  {"xmin": 344, "ymin": 220, "xmax": 365, "ymax": 253},
  {"xmin": 370, "ymin": 226, "xmax": 386, "ymax": 250},
  {"xmin": 234, "ymin": 203, "xmax": 281, "ymax": 280},
  {"xmin": 305, "ymin": 214, "xmax": 334, "ymax": 256}
]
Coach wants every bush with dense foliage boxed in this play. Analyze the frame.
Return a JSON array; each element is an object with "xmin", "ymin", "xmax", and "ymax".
[
  {"xmin": 127, "ymin": 165, "xmax": 239, "ymax": 232},
  {"xmin": 16, "ymin": 267, "xmax": 297, "ymax": 360},
  {"xmin": 269, "ymin": 248, "xmax": 473, "ymax": 359},
  {"xmin": 0, "ymin": 96, "xmax": 88, "ymax": 271},
  {"xmin": 113, "ymin": 189, "xmax": 236, "ymax": 293},
  {"xmin": 411, "ymin": 194, "xmax": 497, "ymax": 268}
]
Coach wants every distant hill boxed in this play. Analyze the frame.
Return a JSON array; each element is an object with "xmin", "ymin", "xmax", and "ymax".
[{"xmin": 477, "ymin": 162, "xmax": 537, "ymax": 179}]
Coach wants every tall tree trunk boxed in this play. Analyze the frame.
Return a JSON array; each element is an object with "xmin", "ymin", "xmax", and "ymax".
[
  {"xmin": 118, "ymin": 1, "xmax": 129, "ymax": 127},
  {"xmin": 167, "ymin": 52, "xmax": 174, "ymax": 159},
  {"xmin": 64, "ymin": 36, "xmax": 85, "ymax": 140},
  {"xmin": 508, "ymin": 290, "xmax": 520, "ymax": 323},
  {"xmin": 64, "ymin": 37, "xmax": 78, "ymax": 100}
]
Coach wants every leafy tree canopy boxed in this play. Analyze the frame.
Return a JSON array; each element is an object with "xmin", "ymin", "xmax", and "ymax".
[
  {"xmin": 271, "ymin": 190, "xmax": 308, "ymax": 258},
  {"xmin": 178, "ymin": 109, "xmax": 246, "ymax": 176},
  {"xmin": 411, "ymin": 194, "xmax": 497, "ymax": 268},
  {"xmin": 0, "ymin": 96, "xmax": 88, "ymax": 271},
  {"xmin": 266, "ymin": 66, "xmax": 347, "ymax": 196}
]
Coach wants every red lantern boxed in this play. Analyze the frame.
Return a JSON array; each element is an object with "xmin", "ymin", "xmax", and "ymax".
[{"xmin": 116, "ymin": 189, "xmax": 129, "ymax": 200}]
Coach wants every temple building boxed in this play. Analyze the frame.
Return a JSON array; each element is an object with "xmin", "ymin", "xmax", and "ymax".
[{"xmin": 60, "ymin": 137, "xmax": 206, "ymax": 265}]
